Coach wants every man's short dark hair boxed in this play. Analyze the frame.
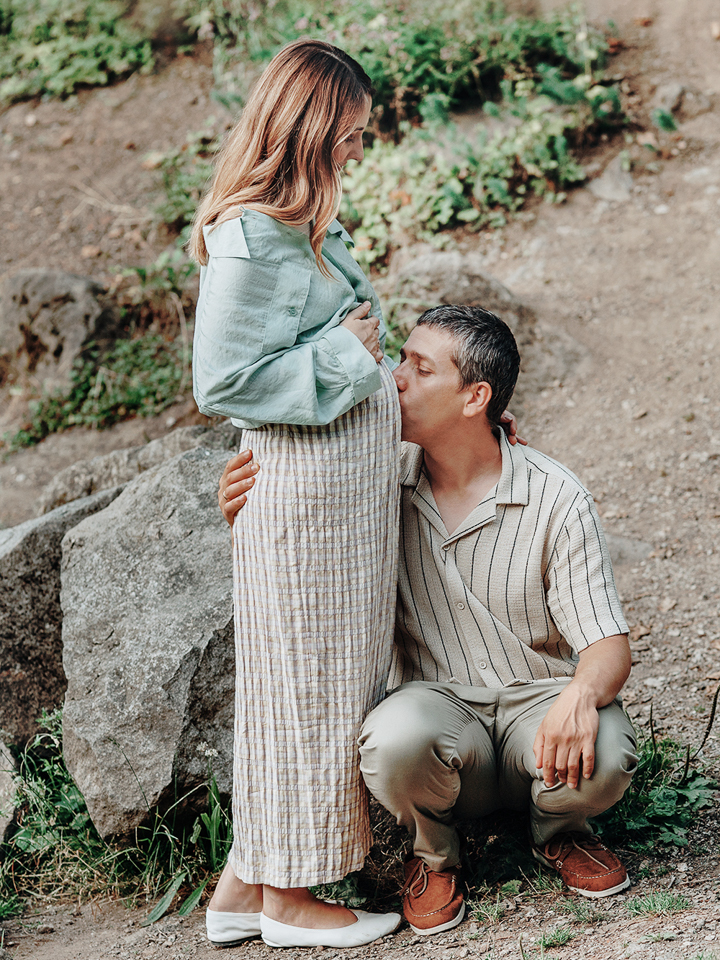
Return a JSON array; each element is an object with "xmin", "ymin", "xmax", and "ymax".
[{"xmin": 415, "ymin": 304, "xmax": 520, "ymax": 425}]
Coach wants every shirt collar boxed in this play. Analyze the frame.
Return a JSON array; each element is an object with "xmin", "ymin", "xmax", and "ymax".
[
  {"xmin": 326, "ymin": 219, "xmax": 354, "ymax": 246},
  {"xmin": 400, "ymin": 430, "xmax": 530, "ymax": 543},
  {"xmin": 496, "ymin": 429, "xmax": 530, "ymax": 506},
  {"xmin": 400, "ymin": 431, "xmax": 529, "ymax": 505}
]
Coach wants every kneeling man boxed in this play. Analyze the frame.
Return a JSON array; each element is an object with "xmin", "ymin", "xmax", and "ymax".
[
  {"xmin": 358, "ymin": 306, "xmax": 636, "ymax": 933},
  {"xmin": 219, "ymin": 305, "xmax": 637, "ymax": 935}
]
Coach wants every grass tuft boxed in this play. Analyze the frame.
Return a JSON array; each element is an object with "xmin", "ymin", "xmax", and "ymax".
[{"xmin": 626, "ymin": 891, "xmax": 690, "ymax": 917}]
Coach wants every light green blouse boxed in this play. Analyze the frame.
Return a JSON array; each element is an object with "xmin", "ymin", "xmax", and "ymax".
[{"xmin": 192, "ymin": 209, "xmax": 386, "ymax": 428}]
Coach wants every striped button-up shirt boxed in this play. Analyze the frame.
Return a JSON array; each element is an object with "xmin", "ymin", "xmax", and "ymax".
[{"xmin": 390, "ymin": 431, "xmax": 627, "ymax": 689}]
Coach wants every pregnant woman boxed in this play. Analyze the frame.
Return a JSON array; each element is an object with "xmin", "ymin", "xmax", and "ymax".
[{"xmin": 190, "ymin": 39, "xmax": 401, "ymax": 949}]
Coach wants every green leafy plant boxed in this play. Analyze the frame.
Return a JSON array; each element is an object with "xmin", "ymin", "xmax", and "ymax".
[
  {"xmin": 0, "ymin": 0, "xmax": 153, "ymax": 105},
  {"xmin": 0, "ymin": 711, "xmax": 231, "ymax": 923},
  {"xmin": 593, "ymin": 696, "xmax": 719, "ymax": 850},
  {"xmin": 340, "ymin": 95, "xmax": 587, "ymax": 269},
  {"xmin": 6, "ymin": 329, "xmax": 191, "ymax": 450},
  {"xmin": 626, "ymin": 891, "xmax": 690, "ymax": 917},
  {"xmin": 152, "ymin": 132, "xmax": 217, "ymax": 239},
  {"xmin": 177, "ymin": 1, "xmax": 619, "ymax": 135}
]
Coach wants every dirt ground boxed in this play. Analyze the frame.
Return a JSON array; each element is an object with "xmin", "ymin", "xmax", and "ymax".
[{"xmin": 2, "ymin": 1, "xmax": 720, "ymax": 958}]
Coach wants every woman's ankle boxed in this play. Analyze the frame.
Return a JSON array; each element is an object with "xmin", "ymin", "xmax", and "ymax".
[
  {"xmin": 209, "ymin": 862, "xmax": 263, "ymax": 913},
  {"xmin": 262, "ymin": 887, "xmax": 355, "ymax": 928}
]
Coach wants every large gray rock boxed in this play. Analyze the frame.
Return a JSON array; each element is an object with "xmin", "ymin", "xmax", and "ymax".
[
  {"xmin": 38, "ymin": 420, "xmax": 244, "ymax": 514},
  {"xmin": 0, "ymin": 486, "xmax": 124, "ymax": 746},
  {"xmin": 0, "ymin": 270, "xmax": 120, "ymax": 391},
  {"xmin": 376, "ymin": 247, "xmax": 581, "ymax": 408},
  {"xmin": 61, "ymin": 448, "xmax": 235, "ymax": 838},
  {"xmin": 0, "ymin": 741, "xmax": 16, "ymax": 845}
]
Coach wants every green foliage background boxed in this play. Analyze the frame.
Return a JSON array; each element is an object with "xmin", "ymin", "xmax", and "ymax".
[{"xmin": 0, "ymin": 0, "xmax": 152, "ymax": 103}]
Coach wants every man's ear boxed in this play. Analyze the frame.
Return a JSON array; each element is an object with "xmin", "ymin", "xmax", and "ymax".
[{"xmin": 462, "ymin": 381, "xmax": 492, "ymax": 419}]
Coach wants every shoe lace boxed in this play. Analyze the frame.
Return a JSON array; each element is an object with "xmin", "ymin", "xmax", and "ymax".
[
  {"xmin": 401, "ymin": 860, "xmax": 430, "ymax": 899},
  {"xmin": 545, "ymin": 833, "xmax": 607, "ymax": 870}
]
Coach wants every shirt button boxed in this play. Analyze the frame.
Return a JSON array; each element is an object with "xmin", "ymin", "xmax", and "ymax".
[
  {"xmin": 456, "ymin": 602, "xmax": 465, "ymax": 610},
  {"xmin": 479, "ymin": 661, "xmax": 488, "ymax": 670},
  {"xmin": 288, "ymin": 306, "xmax": 297, "ymax": 316}
]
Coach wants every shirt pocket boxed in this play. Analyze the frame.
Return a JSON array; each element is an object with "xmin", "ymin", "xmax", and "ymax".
[{"xmin": 262, "ymin": 260, "xmax": 312, "ymax": 354}]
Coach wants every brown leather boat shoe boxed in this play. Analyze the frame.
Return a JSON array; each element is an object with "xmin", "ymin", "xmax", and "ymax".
[
  {"xmin": 401, "ymin": 857, "xmax": 465, "ymax": 935},
  {"xmin": 532, "ymin": 832, "xmax": 630, "ymax": 898}
]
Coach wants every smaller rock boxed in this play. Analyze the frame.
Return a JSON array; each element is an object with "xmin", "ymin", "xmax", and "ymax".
[
  {"xmin": 25, "ymin": 112, "xmax": 37, "ymax": 127},
  {"xmin": 37, "ymin": 924, "xmax": 54, "ymax": 934},
  {"xmin": 712, "ymin": 21, "xmax": 720, "ymax": 40},
  {"xmin": 679, "ymin": 87, "xmax": 712, "ymax": 120},
  {"xmin": 80, "ymin": 244, "xmax": 101, "ymax": 258},
  {"xmin": 653, "ymin": 82, "xmax": 684, "ymax": 114},
  {"xmin": 588, "ymin": 155, "xmax": 633, "ymax": 203}
]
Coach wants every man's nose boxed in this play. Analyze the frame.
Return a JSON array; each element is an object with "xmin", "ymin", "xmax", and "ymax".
[{"xmin": 392, "ymin": 367, "xmax": 405, "ymax": 391}]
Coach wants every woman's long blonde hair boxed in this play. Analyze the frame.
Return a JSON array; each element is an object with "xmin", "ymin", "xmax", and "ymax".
[{"xmin": 189, "ymin": 39, "xmax": 372, "ymax": 270}]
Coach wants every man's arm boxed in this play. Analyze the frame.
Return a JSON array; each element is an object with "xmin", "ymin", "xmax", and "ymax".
[{"xmin": 533, "ymin": 633, "xmax": 631, "ymax": 790}]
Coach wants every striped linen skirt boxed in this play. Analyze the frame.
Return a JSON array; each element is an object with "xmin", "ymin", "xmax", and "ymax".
[{"xmin": 227, "ymin": 360, "xmax": 401, "ymax": 887}]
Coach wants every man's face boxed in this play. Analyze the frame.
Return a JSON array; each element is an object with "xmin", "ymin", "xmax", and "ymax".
[{"xmin": 393, "ymin": 325, "xmax": 468, "ymax": 445}]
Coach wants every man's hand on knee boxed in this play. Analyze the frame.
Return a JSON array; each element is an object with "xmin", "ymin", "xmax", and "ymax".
[
  {"xmin": 534, "ymin": 634, "xmax": 631, "ymax": 790},
  {"xmin": 532, "ymin": 684, "xmax": 599, "ymax": 790}
]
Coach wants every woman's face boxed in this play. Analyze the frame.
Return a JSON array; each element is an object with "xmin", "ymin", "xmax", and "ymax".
[{"xmin": 333, "ymin": 95, "xmax": 372, "ymax": 167}]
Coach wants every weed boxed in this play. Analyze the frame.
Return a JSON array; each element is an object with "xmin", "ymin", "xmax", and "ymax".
[
  {"xmin": 0, "ymin": 0, "xmax": 153, "ymax": 105},
  {"xmin": 639, "ymin": 930, "xmax": 678, "ymax": 942},
  {"xmin": 559, "ymin": 896, "xmax": 603, "ymax": 925},
  {"xmin": 0, "ymin": 895, "xmax": 22, "ymax": 920},
  {"xmin": 469, "ymin": 895, "xmax": 504, "ymax": 925},
  {"xmin": 537, "ymin": 926, "xmax": 574, "ymax": 948},
  {"xmin": 5, "ymin": 329, "xmax": 191, "ymax": 450},
  {"xmin": 523, "ymin": 866, "xmax": 564, "ymax": 895},
  {"xmin": 0, "ymin": 711, "xmax": 230, "ymax": 922},
  {"xmin": 626, "ymin": 891, "xmax": 690, "ymax": 917},
  {"xmin": 340, "ymin": 100, "xmax": 587, "ymax": 270},
  {"xmin": 594, "ymin": 698, "xmax": 719, "ymax": 850},
  {"xmin": 178, "ymin": 0, "xmax": 619, "ymax": 135}
]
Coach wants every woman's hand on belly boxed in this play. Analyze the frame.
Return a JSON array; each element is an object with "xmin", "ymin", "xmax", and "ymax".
[
  {"xmin": 218, "ymin": 449, "xmax": 259, "ymax": 526},
  {"xmin": 341, "ymin": 301, "xmax": 383, "ymax": 363}
]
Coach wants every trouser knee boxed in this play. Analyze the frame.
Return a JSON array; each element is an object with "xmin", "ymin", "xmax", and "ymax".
[{"xmin": 359, "ymin": 684, "xmax": 450, "ymax": 802}]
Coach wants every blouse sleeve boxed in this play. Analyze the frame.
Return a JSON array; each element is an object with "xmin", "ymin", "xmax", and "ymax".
[{"xmin": 192, "ymin": 224, "xmax": 382, "ymax": 428}]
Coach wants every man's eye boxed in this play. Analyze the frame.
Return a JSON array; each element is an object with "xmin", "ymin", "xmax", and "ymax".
[{"xmin": 418, "ymin": 369, "xmax": 431, "ymax": 376}]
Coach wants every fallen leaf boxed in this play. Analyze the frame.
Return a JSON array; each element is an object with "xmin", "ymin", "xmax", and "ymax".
[
  {"xmin": 630, "ymin": 624, "xmax": 652, "ymax": 642},
  {"xmin": 659, "ymin": 597, "xmax": 677, "ymax": 613},
  {"xmin": 711, "ymin": 21, "xmax": 720, "ymax": 40},
  {"xmin": 634, "ymin": 16, "xmax": 653, "ymax": 26},
  {"xmin": 632, "ymin": 409, "xmax": 648, "ymax": 420},
  {"xmin": 607, "ymin": 37, "xmax": 624, "ymax": 53}
]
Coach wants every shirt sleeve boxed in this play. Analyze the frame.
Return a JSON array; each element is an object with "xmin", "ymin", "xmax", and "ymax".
[
  {"xmin": 545, "ymin": 493, "xmax": 628, "ymax": 652},
  {"xmin": 193, "ymin": 253, "xmax": 382, "ymax": 427}
]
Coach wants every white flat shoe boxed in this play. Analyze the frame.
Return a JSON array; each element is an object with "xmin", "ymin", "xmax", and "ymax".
[
  {"xmin": 261, "ymin": 908, "xmax": 401, "ymax": 948},
  {"xmin": 206, "ymin": 906, "xmax": 263, "ymax": 946}
]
